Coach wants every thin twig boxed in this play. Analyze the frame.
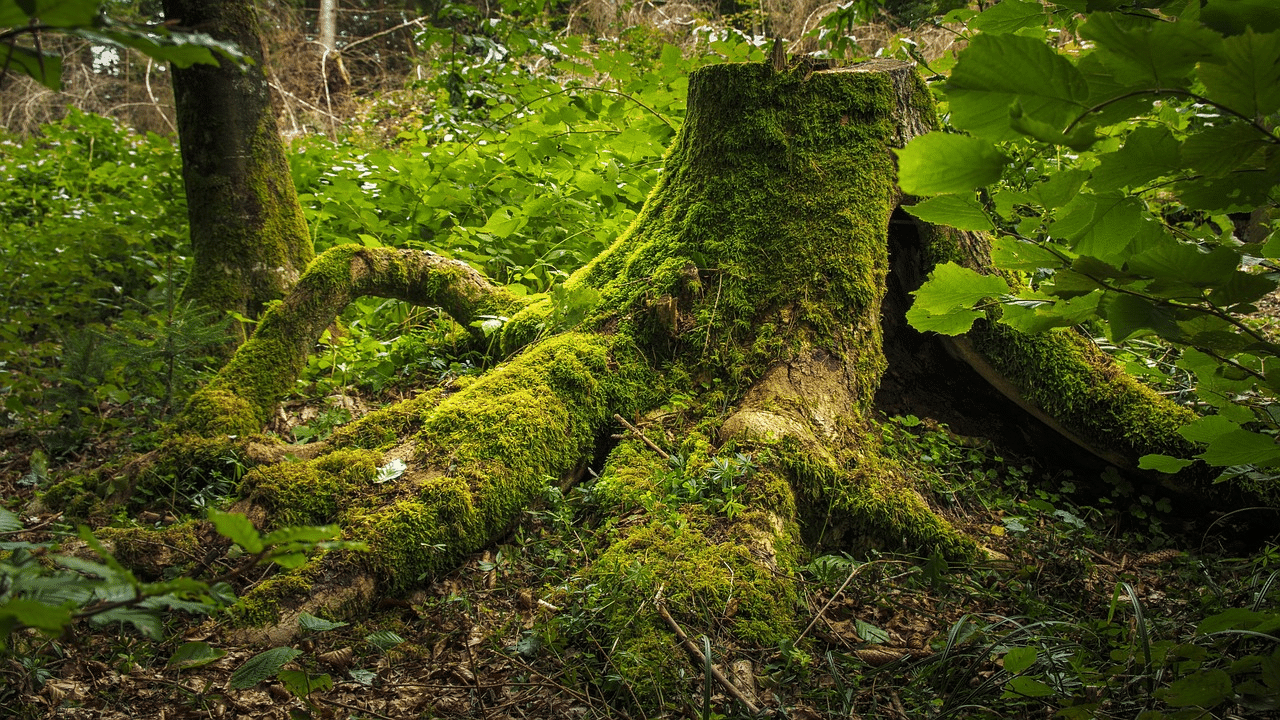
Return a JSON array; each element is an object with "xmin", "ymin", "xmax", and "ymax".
[
  {"xmin": 613, "ymin": 413, "xmax": 669, "ymax": 460},
  {"xmin": 654, "ymin": 590, "xmax": 762, "ymax": 716},
  {"xmin": 795, "ymin": 559, "xmax": 886, "ymax": 645}
]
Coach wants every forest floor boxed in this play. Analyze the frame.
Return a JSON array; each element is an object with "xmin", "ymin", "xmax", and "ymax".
[{"xmin": 2, "ymin": 381, "xmax": 1275, "ymax": 719}]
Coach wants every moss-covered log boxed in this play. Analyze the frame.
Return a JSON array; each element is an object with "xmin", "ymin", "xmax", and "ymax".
[
  {"xmin": 163, "ymin": 0, "xmax": 314, "ymax": 329},
  {"xmin": 99, "ymin": 59, "xmax": 1235, "ymax": 710}
]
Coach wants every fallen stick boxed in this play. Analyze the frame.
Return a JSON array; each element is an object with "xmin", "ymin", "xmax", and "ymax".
[
  {"xmin": 654, "ymin": 590, "xmax": 762, "ymax": 716},
  {"xmin": 613, "ymin": 413, "xmax": 670, "ymax": 460}
]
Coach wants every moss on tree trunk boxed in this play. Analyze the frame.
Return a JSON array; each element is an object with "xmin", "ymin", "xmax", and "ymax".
[
  {"xmin": 163, "ymin": 0, "xmax": 314, "ymax": 331},
  {"xmin": 84, "ymin": 59, "xmax": 1239, "ymax": 709}
]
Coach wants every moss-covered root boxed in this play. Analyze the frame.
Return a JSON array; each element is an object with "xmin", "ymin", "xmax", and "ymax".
[
  {"xmin": 227, "ymin": 333, "xmax": 659, "ymax": 636},
  {"xmin": 584, "ymin": 439, "xmax": 805, "ymax": 706},
  {"xmin": 177, "ymin": 244, "xmax": 535, "ymax": 437},
  {"xmin": 961, "ymin": 324, "xmax": 1195, "ymax": 467}
]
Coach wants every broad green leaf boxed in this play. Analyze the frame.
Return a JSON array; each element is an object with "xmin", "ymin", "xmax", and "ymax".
[
  {"xmin": 902, "ymin": 194, "xmax": 994, "ymax": 231},
  {"xmin": 480, "ymin": 206, "xmax": 526, "ymax": 238},
  {"xmin": 1202, "ymin": 0, "xmax": 1280, "ymax": 36},
  {"xmin": 208, "ymin": 510, "xmax": 264, "ymax": 554},
  {"xmin": 1101, "ymin": 293, "xmax": 1180, "ymax": 342},
  {"xmin": 1006, "ymin": 676, "xmax": 1055, "ymax": 697},
  {"xmin": 907, "ymin": 263, "xmax": 1012, "ymax": 335},
  {"xmin": 1181, "ymin": 123, "xmax": 1269, "ymax": 177},
  {"xmin": 167, "ymin": 641, "xmax": 227, "ymax": 670},
  {"xmin": 1030, "ymin": 168, "xmax": 1089, "ymax": 209},
  {"xmin": 944, "ymin": 33, "xmax": 1090, "ymax": 141},
  {"xmin": 1197, "ymin": 607, "xmax": 1266, "ymax": 634},
  {"xmin": 1077, "ymin": 52, "xmax": 1158, "ymax": 125},
  {"xmin": 298, "ymin": 612, "xmax": 348, "ymax": 632},
  {"xmin": 1178, "ymin": 414, "xmax": 1240, "ymax": 444},
  {"xmin": 23, "ymin": 0, "xmax": 99, "ymax": 26},
  {"xmin": 1209, "ymin": 270, "xmax": 1278, "ymax": 306},
  {"xmin": 0, "ymin": 507, "xmax": 21, "ymax": 533},
  {"xmin": 0, "ymin": 598, "xmax": 73, "ymax": 634},
  {"xmin": 0, "ymin": 44, "xmax": 62, "ymax": 90},
  {"xmin": 1048, "ymin": 193, "xmax": 1148, "ymax": 264},
  {"xmin": 1198, "ymin": 29, "xmax": 1280, "ymax": 118},
  {"xmin": 1139, "ymin": 454, "xmax": 1194, "ymax": 473},
  {"xmin": 1003, "ymin": 646, "xmax": 1038, "ymax": 674},
  {"xmin": 90, "ymin": 607, "xmax": 163, "ymax": 638},
  {"xmin": 278, "ymin": 669, "xmax": 332, "ymax": 697},
  {"xmin": 1080, "ymin": 12, "xmax": 1222, "ymax": 88},
  {"xmin": 261, "ymin": 525, "xmax": 341, "ymax": 546},
  {"xmin": 969, "ymin": 0, "xmax": 1046, "ymax": 34},
  {"xmin": 1175, "ymin": 170, "xmax": 1277, "ymax": 213},
  {"xmin": 1000, "ymin": 292, "xmax": 1100, "ymax": 333},
  {"xmin": 1199, "ymin": 428, "xmax": 1280, "ymax": 466},
  {"xmin": 990, "ymin": 236, "xmax": 1066, "ymax": 271},
  {"xmin": 1126, "ymin": 239, "xmax": 1239, "ymax": 287},
  {"xmin": 1159, "ymin": 668, "xmax": 1232, "ymax": 708},
  {"xmin": 230, "ymin": 647, "xmax": 302, "ymax": 689},
  {"xmin": 895, "ymin": 132, "xmax": 1007, "ymax": 195},
  {"xmin": 366, "ymin": 630, "xmax": 405, "ymax": 651},
  {"xmin": 1008, "ymin": 101, "xmax": 1099, "ymax": 149},
  {"xmin": 0, "ymin": 0, "xmax": 29, "ymax": 24},
  {"xmin": 1090, "ymin": 126, "xmax": 1182, "ymax": 191}
]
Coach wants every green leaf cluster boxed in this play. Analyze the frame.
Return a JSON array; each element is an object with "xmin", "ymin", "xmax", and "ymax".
[{"xmin": 900, "ymin": 0, "xmax": 1280, "ymax": 478}]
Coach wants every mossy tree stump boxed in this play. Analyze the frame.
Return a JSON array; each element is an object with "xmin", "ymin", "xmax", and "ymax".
[{"xmin": 106, "ymin": 60, "xmax": 1205, "ymax": 704}]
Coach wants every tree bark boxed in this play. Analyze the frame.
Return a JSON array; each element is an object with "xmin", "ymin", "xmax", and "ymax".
[
  {"xmin": 163, "ymin": 0, "xmax": 314, "ymax": 332},
  {"xmin": 111, "ymin": 59, "xmax": 1231, "ymax": 708}
]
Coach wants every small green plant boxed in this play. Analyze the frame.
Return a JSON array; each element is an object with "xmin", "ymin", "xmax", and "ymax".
[{"xmin": 0, "ymin": 509, "xmax": 364, "ymax": 649}]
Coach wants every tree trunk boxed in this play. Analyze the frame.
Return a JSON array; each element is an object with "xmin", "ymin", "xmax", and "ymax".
[
  {"xmin": 163, "ymin": 0, "xmax": 314, "ymax": 332},
  {"xmin": 107, "ymin": 59, "xmax": 1221, "ymax": 707}
]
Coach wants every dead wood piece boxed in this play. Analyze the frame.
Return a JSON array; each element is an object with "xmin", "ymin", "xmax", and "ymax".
[{"xmin": 613, "ymin": 413, "xmax": 670, "ymax": 460}]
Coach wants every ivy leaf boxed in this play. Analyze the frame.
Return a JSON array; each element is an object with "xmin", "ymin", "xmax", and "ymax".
[
  {"xmin": 895, "ymin": 132, "xmax": 1007, "ymax": 195},
  {"xmin": 969, "ymin": 0, "xmax": 1046, "ymax": 34},
  {"xmin": 1198, "ymin": 29, "xmax": 1280, "ymax": 118},
  {"xmin": 944, "ymin": 33, "xmax": 1090, "ymax": 141},
  {"xmin": 901, "ymin": 194, "xmax": 994, "ymax": 231},
  {"xmin": 907, "ymin": 263, "xmax": 1011, "ymax": 335},
  {"xmin": 208, "ymin": 510, "xmax": 264, "ymax": 554},
  {"xmin": 230, "ymin": 647, "xmax": 302, "ymax": 689},
  {"xmin": 1080, "ymin": 12, "xmax": 1222, "ymax": 88}
]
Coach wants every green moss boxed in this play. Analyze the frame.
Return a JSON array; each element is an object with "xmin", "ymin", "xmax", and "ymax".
[
  {"xmin": 971, "ymin": 322, "xmax": 1194, "ymax": 460},
  {"xmin": 247, "ymin": 448, "xmax": 381, "ymax": 528},
  {"xmin": 97, "ymin": 521, "xmax": 208, "ymax": 577},
  {"xmin": 586, "ymin": 518, "xmax": 801, "ymax": 699},
  {"xmin": 227, "ymin": 567, "xmax": 315, "ymax": 627},
  {"xmin": 321, "ymin": 332, "xmax": 660, "ymax": 591},
  {"xmin": 327, "ymin": 389, "xmax": 444, "ymax": 449}
]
